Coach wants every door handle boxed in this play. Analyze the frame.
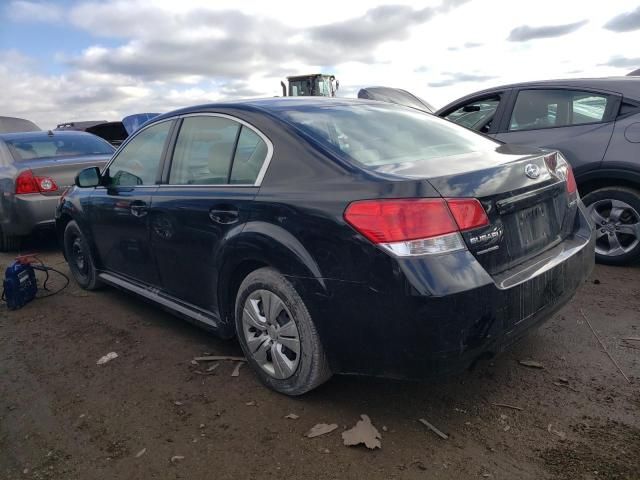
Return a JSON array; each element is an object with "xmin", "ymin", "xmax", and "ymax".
[
  {"xmin": 209, "ymin": 208, "xmax": 239, "ymax": 225},
  {"xmin": 130, "ymin": 201, "xmax": 148, "ymax": 218}
]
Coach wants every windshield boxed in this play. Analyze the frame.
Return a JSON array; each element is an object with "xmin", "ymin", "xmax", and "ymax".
[
  {"xmin": 275, "ymin": 103, "xmax": 498, "ymax": 167},
  {"xmin": 5, "ymin": 134, "xmax": 114, "ymax": 161},
  {"xmin": 288, "ymin": 77, "xmax": 331, "ymax": 97}
]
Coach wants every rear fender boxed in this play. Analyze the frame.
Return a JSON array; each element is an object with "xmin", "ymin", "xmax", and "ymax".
[{"xmin": 216, "ymin": 221, "xmax": 328, "ymax": 335}]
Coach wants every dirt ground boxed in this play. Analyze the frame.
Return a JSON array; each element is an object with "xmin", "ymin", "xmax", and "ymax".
[{"xmin": 1, "ymin": 236, "xmax": 638, "ymax": 480}]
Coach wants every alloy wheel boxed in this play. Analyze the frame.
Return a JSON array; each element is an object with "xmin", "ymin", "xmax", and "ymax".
[
  {"xmin": 587, "ymin": 199, "xmax": 640, "ymax": 257},
  {"xmin": 241, "ymin": 289, "xmax": 301, "ymax": 380}
]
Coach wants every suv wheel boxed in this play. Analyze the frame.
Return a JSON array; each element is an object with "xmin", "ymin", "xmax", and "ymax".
[
  {"xmin": 234, "ymin": 267, "xmax": 331, "ymax": 395},
  {"xmin": 582, "ymin": 187, "xmax": 640, "ymax": 265},
  {"xmin": 63, "ymin": 220, "xmax": 102, "ymax": 290},
  {"xmin": 0, "ymin": 228, "xmax": 21, "ymax": 252}
]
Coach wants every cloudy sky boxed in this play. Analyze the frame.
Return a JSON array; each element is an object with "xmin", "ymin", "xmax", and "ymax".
[{"xmin": 1, "ymin": 0, "xmax": 640, "ymax": 128}]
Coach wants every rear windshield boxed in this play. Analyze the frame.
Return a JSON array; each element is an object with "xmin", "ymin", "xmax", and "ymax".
[
  {"xmin": 275, "ymin": 103, "xmax": 498, "ymax": 167},
  {"xmin": 5, "ymin": 134, "xmax": 114, "ymax": 161}
]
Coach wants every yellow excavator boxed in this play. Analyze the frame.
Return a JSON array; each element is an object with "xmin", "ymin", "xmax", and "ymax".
[{"xmin": 281, "ymin": 74, "xmax": 339, "ymax": 97}]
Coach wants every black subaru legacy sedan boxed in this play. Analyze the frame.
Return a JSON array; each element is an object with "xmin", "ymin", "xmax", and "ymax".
[{"xmin": 56, "ymin": 98, "xmax": 595, "ymax": 395}]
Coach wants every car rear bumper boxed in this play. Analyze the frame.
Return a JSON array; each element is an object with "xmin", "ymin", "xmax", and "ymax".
[
  {"xmin": 291, "ymin": 204, "xmax": 595, "ymax": 379},
  {"xmin": 0, "ymin": 193, "xmax": 59, "ymax": 236}
]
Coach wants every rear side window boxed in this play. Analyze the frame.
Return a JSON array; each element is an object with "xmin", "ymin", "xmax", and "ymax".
[
  {"xmin": 170, "ymin": 117, "xmax": 240, "ymax": 185},
  {"xmin": 509, "ymin": 89, "xmax": 610, "ymax": 131},
  {"xmin": 445, "ymin": 97, "xmax": 500, "ymax": 133},
  {"xmin": 169, "ymin": 116, "xmax": 269, "ymax": 185},
  {"xmin": 230, "ymin": 127, "xmax": 268, "ymax": 184},
  {"xmin": 5, "ymin": 134, "xmax": 114, "ymax": 161},
  {"xmin": 106, "ymin": 121, "xmax": 172, "ymax": 186}
]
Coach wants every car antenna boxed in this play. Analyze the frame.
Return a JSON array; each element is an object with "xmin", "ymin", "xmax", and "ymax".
[{"xmin": 47, "ymin": 129, "xmax": 54, "ymax": 137}]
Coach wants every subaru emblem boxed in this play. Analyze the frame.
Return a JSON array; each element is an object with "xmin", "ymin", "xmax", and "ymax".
[{"xmin": 524, "ymin": 163, "xmax": 540, "ymax": 179}]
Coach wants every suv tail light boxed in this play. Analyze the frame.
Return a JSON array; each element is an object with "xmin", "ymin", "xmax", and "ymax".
[
  {"xmin": 565, "ymin": 164, "xmax": 577, "ymax": 195},
  {"xmin": 15, "ymin": 170, "xmax": 58, "ymax": 195},
  {"xmin": 344, "ymin": 198, "xmax": 489, "ymax": 256},
  {"xmin": 551, "ymin": 153, "xmax": 577, "ymax": 196}
]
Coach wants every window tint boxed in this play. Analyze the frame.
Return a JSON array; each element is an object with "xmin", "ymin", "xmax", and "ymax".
[
  {"xmin": 169, "ymin": 117, "xmax": 240, "ymax": 185},
  {"xmin": 509, "ymin": 89, "xmax": 609, "ymax": 131},
  {"xmin": 445, "ymin": 97, "xmax": 499, "ymax": 133},
  {"xmin": 5, "ymin": 134, "xmax": 114, "ymax": 161},
  {"xmin": 106, "ymin": 121, "xmax": 171, "ymax": 186},
  {"xmin": 277, "ymin": 104, "xmax": 498, "ymax": 168},
  {"xmin": 230, "ymin": 127, "xmax": 268, "ymax": 184}
]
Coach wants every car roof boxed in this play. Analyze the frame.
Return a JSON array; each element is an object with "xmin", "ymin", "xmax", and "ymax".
[
  {"xmin": 0, "ymin": 130, "xmax": 102, "ymax": 141},
  {"xmin": 151, "ymin": 97, "xmax": 389, "ymax": 122},
  {"xmin": 443, "ymin": 77, "xmax": 640, "ymax": 108}
]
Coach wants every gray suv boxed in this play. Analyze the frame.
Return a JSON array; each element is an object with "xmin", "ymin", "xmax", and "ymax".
[
  {"xmin": 0, "ymin": 130, "xmax": 114, "ymax": 250},
  {"xmin": 437, "ymin": 77, "xmax": 640, "ymax": 265}
]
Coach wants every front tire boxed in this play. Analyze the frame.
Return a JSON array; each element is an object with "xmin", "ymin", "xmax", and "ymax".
[
  {"xmin": 234, "ymin": 267, "xmax": 331, "ymax": 395},
  {"xmin": 582, "ymin": 186, "xmax": 640, "ymax": 265},
  {"xmin": 63, "ymin": 220, "xmax": 102, "ymax": 290}
]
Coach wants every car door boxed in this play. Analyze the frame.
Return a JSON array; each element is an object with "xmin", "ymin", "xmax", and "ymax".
[
  {"xmin": 493, "ymin": 88, "xmax": 620, "ymax": 176},
  {"xmin": 149, "ymin": 114, "xmax": 271, "ymax": 314},
  {"xmin": 89, "ymin": 119, "xmax": 175, "ymax": 286},
  {"xmin": 439, "ymin": 91, "xmax": 512, "ymax": 136}
]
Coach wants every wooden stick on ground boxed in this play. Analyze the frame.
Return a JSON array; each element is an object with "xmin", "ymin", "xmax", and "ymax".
[
  {"xmin": 418, "ymin": 418, "xmax": 448, "ymax": 440},
  {"xmin": 580, "ymin": 309, "xmax": 631, "ymax": 384},
  {"xmin": 492, "ymin": 403, "xmax": 524, "ymax": 411}
]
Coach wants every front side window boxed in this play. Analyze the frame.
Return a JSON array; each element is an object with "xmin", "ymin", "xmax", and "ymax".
[
  {"xmin": 106, "ymin": 121, "xmax": 172, "ymax": 186},
  {"xmin": 445, "ymin": 97, "xmax": 500, "ymax": 133},
  {"xmin": 169, "ymin": 116, "xmax": 240, "ymax": 185},
  {"xmin": 509, "ymin": 89, "xmax": 610, "ymax": 132}
]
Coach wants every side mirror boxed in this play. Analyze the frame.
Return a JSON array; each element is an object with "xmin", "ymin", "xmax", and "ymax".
[{"xmin": 75, "ymin": 166, "xmax": 101, "ymax": 188}]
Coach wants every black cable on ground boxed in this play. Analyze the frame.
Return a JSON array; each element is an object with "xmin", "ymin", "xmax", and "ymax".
[{"xmin": 32, "ymin": 265, "xmax": 70, "ymax": 299}]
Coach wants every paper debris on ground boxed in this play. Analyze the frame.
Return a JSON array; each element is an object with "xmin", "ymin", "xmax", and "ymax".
[
  {"xmin": 170, "ymin": 455, "xmax": 185, "ymax": 464},
  {"xmin": 342, "ymin": 414, "xmax": 382, "ymax": 449},
  {"xmin": 206, "ymin": 363, "xmax": 220, "ymax": 372},
  {"xmin": 518, "ymin": 360, "xmax": 544, "ymax": 369},
  {"xmin": 96, "ymin": 352, "xmax": 118, "ymax": 365},
  {"xmin": 547, "ymin": 423, "xmax": 566, "ymax": 440},
  {"xmin": 135, "ymin": 448, "xmax": 146, "ymax": 458},
  {"xmin": 305, "ymin": 423, "xmax": 338, "ymax": 438},
  {"xmin": 285, "ymin": 413, "xmax": 299, "ymax": 420},
  {"xmin": 193, "ymin": 356, "xmax": 246, "ymax": 362},
  {"xmin": 245, "ymin": 401, "xmax": 256, "ymax": 406},
  {"xmin": 231, "ymin": 362, "xmax": 244, "ymax": 377},
  {"xmin": 418, "ymin": 418, "xmax": 448, "ymax": 440}
]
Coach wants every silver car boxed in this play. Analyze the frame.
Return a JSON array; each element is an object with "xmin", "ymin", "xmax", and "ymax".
[{"xmin": 0, "ymin": 130, "xmax": 114, "ymax": 251}]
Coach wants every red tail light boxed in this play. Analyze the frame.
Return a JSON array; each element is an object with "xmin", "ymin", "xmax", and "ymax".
[
  {"xmin": 15, "ymin": 170, "xmax": 58, "ymax": 195},
  {"xmin": 446, "ymin": 199, "xmax": 490, "ymax": 231},
  {"xmin": 565, "ymin": 164, "xmax": 577, "ymax": 195},
  {"xmin": 344, "ymin": 198, "xmax": 489, "ymax": 256}
]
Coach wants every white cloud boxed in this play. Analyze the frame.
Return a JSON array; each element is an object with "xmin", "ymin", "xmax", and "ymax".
[{"xmin": 2, "ymin": 0, "xmax": 640, "ymax": 127}]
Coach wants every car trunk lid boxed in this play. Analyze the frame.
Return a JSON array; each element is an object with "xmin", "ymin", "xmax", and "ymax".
[{"xmin": 374, "ymin": 144, "xmax": 578, "ymax": 275}]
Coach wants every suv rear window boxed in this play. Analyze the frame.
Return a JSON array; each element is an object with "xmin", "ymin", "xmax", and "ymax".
[
  {"xmin": 276, "ymin": 103, "xmax": 497, "ymax": 167},
  {"xmin": 5, "ymin": 134, "xmax": 114, "ymax": 161}
]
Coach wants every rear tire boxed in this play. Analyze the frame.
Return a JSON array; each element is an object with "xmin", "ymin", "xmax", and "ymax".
[
  {"xmin": 582, "ymin": 186, "xmax": 640, "ymax": 265},
  {"xmin": 0, "ymin": 228, "xmax": 21, "ymax": 252},
  {"xmin": 63, "ymin": 220, "xmax": 102, "ymax": 290},
  {"xmin": 234, "ymin": 267, "xmax": 332, "ymax": 395}
]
